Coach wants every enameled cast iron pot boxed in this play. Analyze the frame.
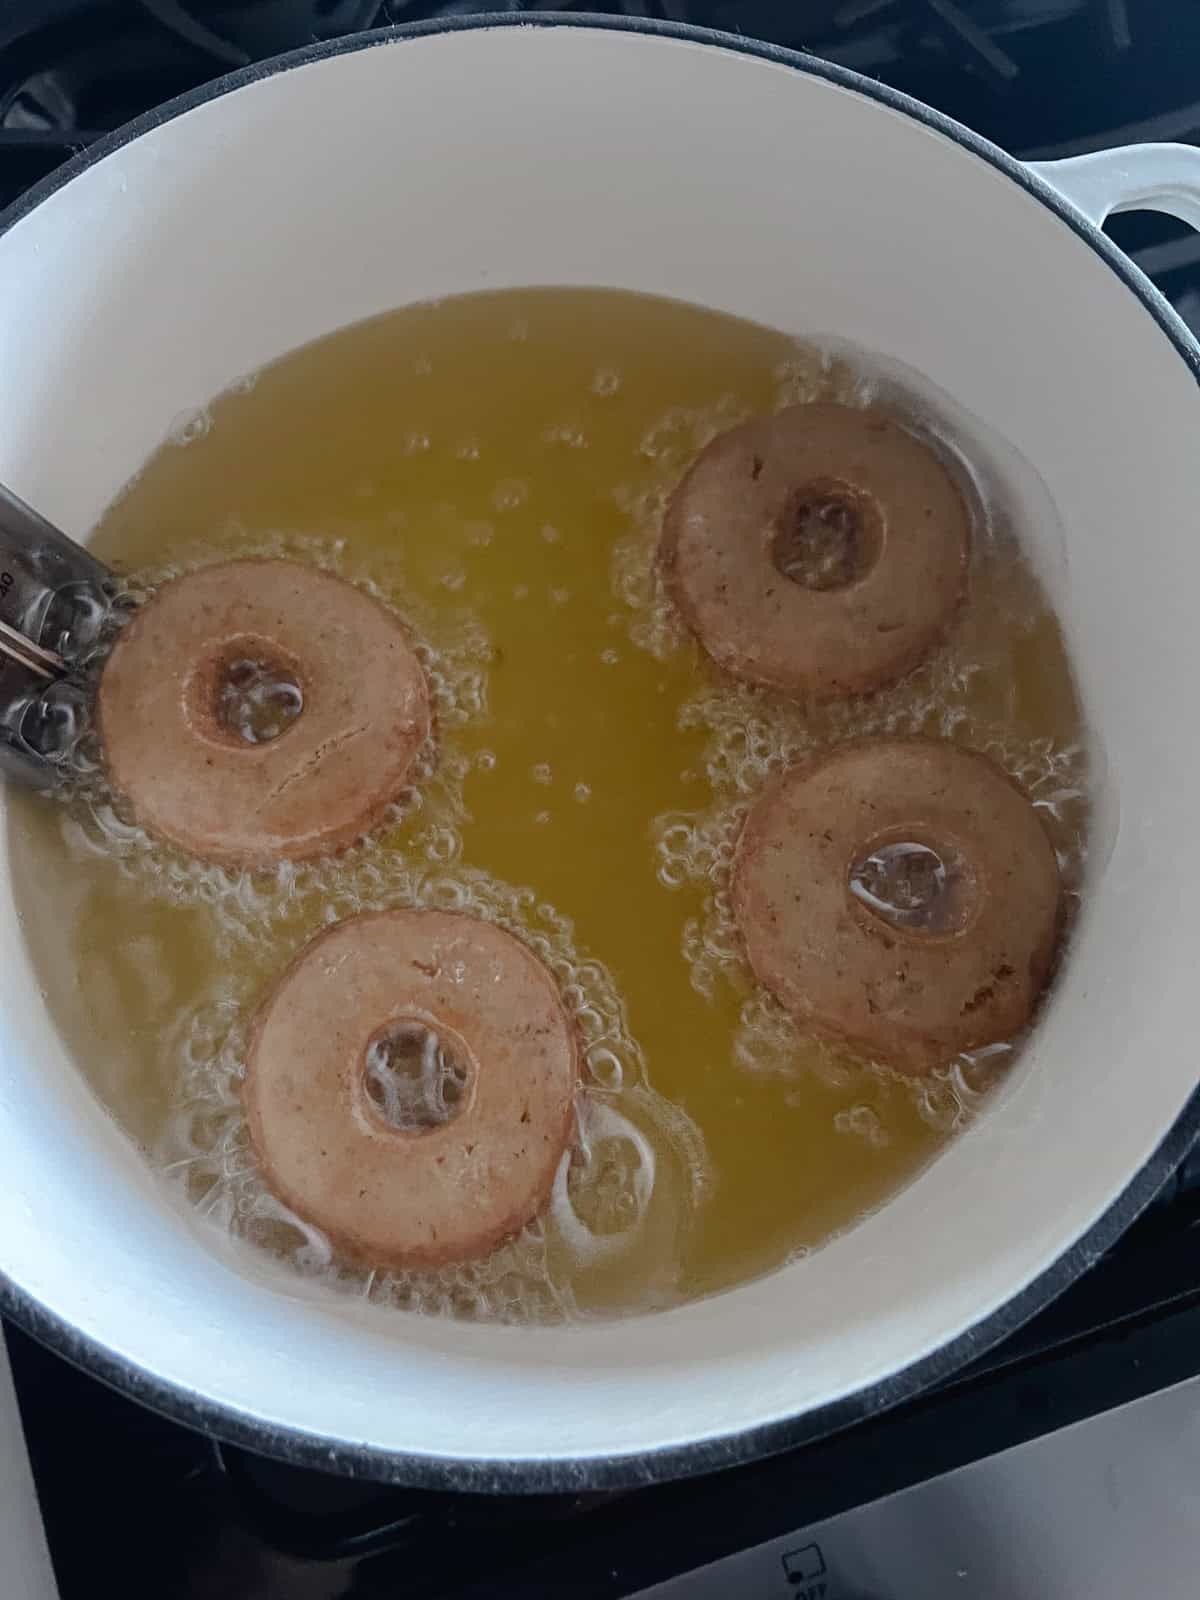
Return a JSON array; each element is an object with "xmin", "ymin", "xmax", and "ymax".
[{"xmin": 2, "ymin": 15, "xmax": 1200, "ymax": 1491}]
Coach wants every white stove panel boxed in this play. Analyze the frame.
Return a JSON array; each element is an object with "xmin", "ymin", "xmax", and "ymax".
[{"xmin": 638, "ymin": 1375, "xmax": 1200, "ymax": 1600}]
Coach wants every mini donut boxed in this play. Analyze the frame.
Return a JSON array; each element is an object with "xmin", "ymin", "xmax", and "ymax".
[
  {"xmin": 244, "ymin": 909, "xmax": 579, "ymax": 1267},
  {"xmin": 660, "ymin": 402, "xmax": 970, "ymax": 700},
  {"xmin": 732, "ymin": 739, "xmax": 1061, "ymax": 1073},
  {"xmin": 98, "ymin": 559, "xmax": 430, "ymax": 867}
]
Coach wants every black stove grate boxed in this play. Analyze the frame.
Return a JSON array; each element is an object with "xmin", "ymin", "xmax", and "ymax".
[{"xmin": 3, "ymin": 4, "xmax": 1199, "ymax": 321}]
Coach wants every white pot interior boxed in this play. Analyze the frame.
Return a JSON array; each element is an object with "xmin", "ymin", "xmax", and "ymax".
[{"xmin": 0, "ymin": 23, "xmax": 1197, "ymax": 1477}]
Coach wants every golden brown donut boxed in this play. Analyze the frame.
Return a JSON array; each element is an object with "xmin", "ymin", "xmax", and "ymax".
[
  {"xmin": 98, "ymin": 559, "xmax": 430, "ymax": 867},
  {"xmin": 732, "ymin": 739, "xmax": 1061, "ymax": 1073},
  {"xmin": 660, "ymin": 402, "xmax": 970, "ymax": 700},
  {"xmin": 245, "ymin": 909, "xmax": 579, "ymax": 1267}
]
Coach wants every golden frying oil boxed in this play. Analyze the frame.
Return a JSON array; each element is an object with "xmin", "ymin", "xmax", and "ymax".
[{"xmin": 8, "ymin": 289, "xmax": 1088, "ymax": 1320}]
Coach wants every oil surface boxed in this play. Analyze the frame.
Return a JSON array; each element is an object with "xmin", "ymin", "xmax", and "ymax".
[{"xmin": 8, "ymin": 289, "xmax": 1088, "ymax": 1321}]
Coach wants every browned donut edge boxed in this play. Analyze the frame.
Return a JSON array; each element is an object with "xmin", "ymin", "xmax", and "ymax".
[
  {"xmin": 96, "ymin": 560, "xmax": 433, "ymax": 869},
  {"xmin": 658, "ymin": 405, "xmax": 971, "ymax": 702},
  {"xmin": 243, "ymin": 911, "xmax": 581, "ymax": 1270},
  {"xmin": 731, "ymin": 737, "xmax": 1064, "ymax": 1074}
]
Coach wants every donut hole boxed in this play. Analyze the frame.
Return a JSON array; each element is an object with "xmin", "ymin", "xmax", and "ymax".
[
  {"xmin": 183, "ymin": 634, "xmax": 307, "ymax": 751},
  {"xmin": 217, "ymin": 655, "xmax": 304, "ymax": 745},
  {"xmin": 771, "ymin": 477, "xmax": 882, "ymax": 592},
  {"xmin": 848, "ymin": 837, "xmax": 975, "ymax": 937},
  {"xmin": 363, "ymin": 1016, "xmax": 474, "ymax": 1133}
]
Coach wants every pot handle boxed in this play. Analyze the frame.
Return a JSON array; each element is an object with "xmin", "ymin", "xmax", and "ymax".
[{"xmin": 1026, "ymin": 142, "xmax": 1200, "ymax": 232}]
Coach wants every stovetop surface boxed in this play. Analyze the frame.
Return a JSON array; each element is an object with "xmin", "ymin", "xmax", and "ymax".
[
  {"xmin": 11, "ymin": 1190, "xmax": 1200, "ymax": 1598},
  {"xmin": 3, "ymin": 5, "xmax": 1200, "ymax": 1598}
]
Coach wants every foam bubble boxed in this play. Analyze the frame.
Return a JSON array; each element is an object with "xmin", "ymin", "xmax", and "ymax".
[
  {"xmin": 772, "ymin": 347, "xmax": 867, "ymax": 411},
  {"xmin": 168, "ymin": 407, "xmax": 212, "ymax": 447},
  {"xmin": 493, "ymin": 479, "xmax": 528, "ymax": 512},
  {"xmin": 834, "ymin": 1104, "xmax": 889, "ymax": 1149},
  {"xmin": 542, "ymin": 423, "xmax": 588, "ymax": 450},
  {"xmin": 551, "ymin": 1098, "xmax": 656, "ymax": 1261},
  {"xmin": 586, "ymin": 1045, "xmax": 624, "ymax": 1090}
]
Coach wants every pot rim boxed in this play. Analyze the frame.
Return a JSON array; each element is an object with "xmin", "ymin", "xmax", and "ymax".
[{"xmin": 1, "ymin": 11, "xmax": 1198, "ymax": 1495}]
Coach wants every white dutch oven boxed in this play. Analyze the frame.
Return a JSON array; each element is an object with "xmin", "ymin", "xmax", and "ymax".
[{"xmin": 2, "ymin": 15, "xmax": 1200, "ymax": 1491}]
